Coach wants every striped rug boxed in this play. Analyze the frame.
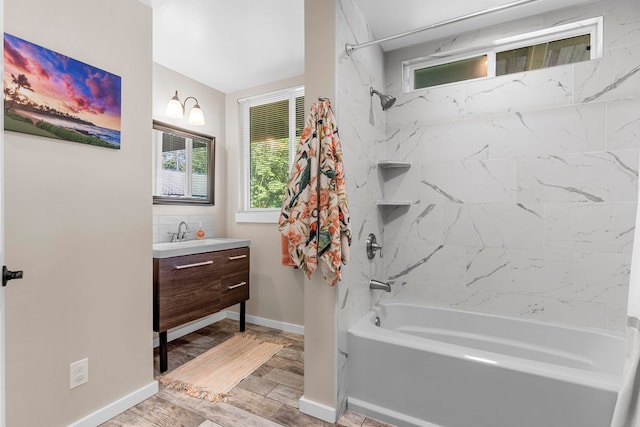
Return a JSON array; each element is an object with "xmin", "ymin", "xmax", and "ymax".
[{"xmin": 158, "ymin": 333, "xmax": 289, "ymax": 402}]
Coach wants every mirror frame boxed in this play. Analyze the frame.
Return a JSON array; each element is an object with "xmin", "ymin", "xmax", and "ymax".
[{"xmin": 152, "ymin": 120, "xmax": 216, "ymax": 205}]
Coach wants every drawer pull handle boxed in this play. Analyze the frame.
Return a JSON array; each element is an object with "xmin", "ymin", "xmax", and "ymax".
[
  {"xmin": 228, "ymin": 281, "xmax": 247, "ymax": 290},
  {"xmin": 228, "ymin": 255, "xmax": 248, "ymax": 261},
  {"xmin": 174, "ymin": 260, "xmax": 213, "ymax": 270}
]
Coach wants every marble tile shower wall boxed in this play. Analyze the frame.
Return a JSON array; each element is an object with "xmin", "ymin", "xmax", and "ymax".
[
  {"xmin": 381, "ymin": 0, "xmax": 640, "ymax": 331},
  {"xmin": 336, "ymin": 0, "xmax": 386, "ymax": 415}
]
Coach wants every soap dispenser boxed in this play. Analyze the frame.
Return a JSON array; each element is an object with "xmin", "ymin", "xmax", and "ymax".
[{"xmin": 196, "ymin": 222, "xmax": 206, "ymax": 240}]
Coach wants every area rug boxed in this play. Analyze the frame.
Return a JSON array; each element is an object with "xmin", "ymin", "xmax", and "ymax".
[{"xmin": 158, "ymin": 333, "xmax": 290, "ymax": 402}]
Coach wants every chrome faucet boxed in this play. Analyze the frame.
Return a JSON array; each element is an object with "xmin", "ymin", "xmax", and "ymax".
[
  {"xmin": 176, "ymin": 221, "xmax": 190, "ymax": 242},
  {"xmin": 369, "ymin": 279, "xmax": 392, "ymax": 292}
]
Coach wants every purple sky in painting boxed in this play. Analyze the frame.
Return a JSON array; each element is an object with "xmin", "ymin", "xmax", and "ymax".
[{"xmin": 4, "ymin": 33, "xmax": 121, "ymax": 131}]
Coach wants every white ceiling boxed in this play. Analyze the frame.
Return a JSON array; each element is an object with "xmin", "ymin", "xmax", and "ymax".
[
  {"xmin": 353, "ymin": 0, "xmax": 597, "ymax": 51},
  {"xmin": 356, "ymin": 0, "xmax": 513, "ymax": 51},
  {"xmin": 141, "ymin": 0, "xmax": 595, "ymax": 93},
  {"xmin": 140, "ymin": 0, "xmax": 304, "ymax": 93}
]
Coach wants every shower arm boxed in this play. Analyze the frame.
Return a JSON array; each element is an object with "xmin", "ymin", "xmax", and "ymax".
[{"xmin": 345, "ymin": 0, "xmax": 540, "ymax": 56}]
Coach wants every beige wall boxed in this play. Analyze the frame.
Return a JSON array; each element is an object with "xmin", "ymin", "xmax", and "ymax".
[
  {"xmin": 152, "ymin": 63, "xmax": 227, "ymax": 231},
  {"xmin": 224, "ymin": 2, "xmax": 339, "ymax": 412},
  {"xmin": 4, "ymin": 1, "xmax": 153, "ymax": 426},
  {"xmin": 225, "ymin": 76, "xmax": 305, "ymax": 328},
  {"xmin": 155, "ymin": 55, "xmax": 304, "ymax": 327},
  {"xmin": 225, "ymin": 1, "xmax": 338, "ymax": 415},
  {"xmin": 301, "ymin": 0, "xmax": 338, "ymax": 416}
]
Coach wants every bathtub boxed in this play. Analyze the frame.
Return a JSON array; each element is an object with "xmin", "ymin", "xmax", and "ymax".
[{"xmin": 347, "ymin": 302, "xmax": 625, "ymax": 427}]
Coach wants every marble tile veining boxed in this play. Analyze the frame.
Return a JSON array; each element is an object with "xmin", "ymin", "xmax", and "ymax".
[
  {"xmin": 490, "ymin": 102, "xmax": 606, "ymax": 158},
  {"xmin": 516, "ymin": 151, "xmax": 639, "ymax": 203},
  {"xmin": 442, "ymin": 203, "xmax": 544, "ymax": 249},
  {"xmin": 420, "ymin": 159, "xmax": 516, "ymax": 204},
  {"xmin": 544, "ymin": 202, "xmax": 637, "ymax": 253},
  {"xmin": 337, "ymin": 0, "xmax": 387, "ymax": 416},
  {"xmin": 574, "ymin": 44, "xmax": 640, "ymax": 103},
  {"xmin": 378, "ymin": 0, "xmax": 638, "ymax": 331},
  {"xmin": 463, "ymin": 66, "xmax": 573, "ymax": 116},
  {"xmin": 607, "ymin": 98, "xmax": 640, "ymax": 150}
]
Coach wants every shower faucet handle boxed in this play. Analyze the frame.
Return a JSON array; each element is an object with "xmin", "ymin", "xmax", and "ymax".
[
  {"xmin": 366, "ymin": 233, "xmax": 383, "ymax": 259},
  {"xmin": 373, "ymin": 242, "xmax": 383, "ymax": 258}
]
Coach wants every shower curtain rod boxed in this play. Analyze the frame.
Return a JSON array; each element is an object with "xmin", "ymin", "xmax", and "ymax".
[{"xmin": 345, "ymin": 0, "xmax": 540, "ymax": 56}]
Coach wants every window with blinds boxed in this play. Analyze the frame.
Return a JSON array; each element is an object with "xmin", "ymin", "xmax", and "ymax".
[{"xmin": 241, "ymin": 86, "xmax": 305, "ymax": 211}]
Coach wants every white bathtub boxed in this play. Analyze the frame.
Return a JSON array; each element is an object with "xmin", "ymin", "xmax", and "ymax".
[{"xmin": 347, "ymin": 302, "xmax": 625, "ymax": 427}]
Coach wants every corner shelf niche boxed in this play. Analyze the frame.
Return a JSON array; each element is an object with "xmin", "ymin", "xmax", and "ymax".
[
  {"xmin": 376, "ymin": 200, "xmax": 411, "ymax": 207},
  {"xmin": 376, "ymin": 160, "xmax": 412, "ymax": 207},
  {"xmin": 377, "ymin": 160, "xmax": 411, "ymax": 169}
]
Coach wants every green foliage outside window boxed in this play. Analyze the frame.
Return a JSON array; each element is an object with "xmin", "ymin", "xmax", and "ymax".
[
  {"xmin": 192, "ymin": 140, "xmax": 208, "ymax": 174},
  {"xmin": 250, "ymin": 138, "xmax": 290, "ymax": 208},
  {"xmin": 249, "ymin": 94, "xmax": 304, "ymax": 209}
]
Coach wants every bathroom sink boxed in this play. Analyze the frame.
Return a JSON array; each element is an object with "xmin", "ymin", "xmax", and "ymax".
[{"xmin": 152, "ymin": 238, "xmax": 251, "ymax": 258}]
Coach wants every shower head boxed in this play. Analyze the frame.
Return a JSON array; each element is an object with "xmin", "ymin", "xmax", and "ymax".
[{"xmin": 370, "ymin": 87, "xmax": 396, "ymax": 111}]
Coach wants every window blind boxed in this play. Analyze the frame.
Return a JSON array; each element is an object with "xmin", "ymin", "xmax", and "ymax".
[
  {"xmin": 240, "ymin": 86, "xmax": 305, "ymax": 210},
  {"xmin": 295, "ymin": 95, "xmax": 305, "ymax": 138},
  {"xmin": 250, "ymin": 99, "xmax": 290, "ymax": 142},
  {"xmin": 162, "ymin": 132, "xmax": 185, "ymax": 152}
]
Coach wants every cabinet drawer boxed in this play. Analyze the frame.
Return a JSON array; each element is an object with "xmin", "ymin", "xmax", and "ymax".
[
  {"xmin": 154, "ymin": 252, "xmax": 220, "ymax": 331},
  {"xmin": 216, "ymin": 247, "xmax": 250, "ymax": 307},
  {"xmin": 221, "ymin": 271, "xmax": 250, "ymax": 307},
  {"xmin": 156, "ymin": 252, "xmax": 217, "ymax": 279},
  {"xmin": 214, "ymin": 247, "xmax": 250, "ymax": 273}
]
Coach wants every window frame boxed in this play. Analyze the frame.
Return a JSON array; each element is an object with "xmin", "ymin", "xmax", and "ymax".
[
  {"xmin": 152, "ymin": 120, "xmax": 216, "ymax": 205},
  {"xmin": 236, "ymin": 85, "xmax": 304, "ymax": 223},
  {"xmin": 404, "ymin": 16, "xmax": 603, "ymax": 92},
  {"xmin": 408, "ymin": 53, "xmax": 492, "ymax": 90}
]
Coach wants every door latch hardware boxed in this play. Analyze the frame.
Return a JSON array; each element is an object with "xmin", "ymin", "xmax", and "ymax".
[{"xmin": 2, "ymin": 265, "xmax": 23, "ymax": 287}]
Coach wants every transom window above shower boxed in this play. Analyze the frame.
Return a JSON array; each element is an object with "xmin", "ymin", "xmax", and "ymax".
[{"xmin": 403, "ymin": 16, "xmax": 603, "ymax": 92}]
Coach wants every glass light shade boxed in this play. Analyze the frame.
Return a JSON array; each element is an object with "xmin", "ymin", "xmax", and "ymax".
[
  {"xmin": 188, "ymin": 105, "xmax": 205, "ymax": 126},
  {"xmin": 165, "ymin": 97, "xmax": 184, "ymax": 119}
]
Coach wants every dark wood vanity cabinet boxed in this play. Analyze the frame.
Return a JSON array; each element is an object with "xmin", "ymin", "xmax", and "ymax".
[{"xmin": 153, "ymin": 246, "xmax": 250, "ymax": 372}]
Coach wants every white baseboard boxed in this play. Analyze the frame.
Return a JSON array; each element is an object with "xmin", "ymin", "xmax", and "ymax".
[
  {"xmin": 299, "ymin": 395, "xmax": 337, "ymax": 423},
  {"xmin": 68, "ymin": 381, "xmax": 158, "ymax": 427},
  {"xmin": 154, "ymin": 311, "xmax": 304, "ymax": 347},
  {"xmin": 67, "ymin": 313, "xmax": 302, "ymax": 426},
  {"xmin": 153, "ymin": 311, "xmax": 228, "ymax": 348},
  {"xmin": 226, "ymin": 310, "xmax": 305, "ymax": 335}
]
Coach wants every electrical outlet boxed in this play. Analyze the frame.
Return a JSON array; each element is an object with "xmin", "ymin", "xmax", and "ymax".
[{"xmin": 69, "ymin": 358, "xmax": 88, "ymax": 389}]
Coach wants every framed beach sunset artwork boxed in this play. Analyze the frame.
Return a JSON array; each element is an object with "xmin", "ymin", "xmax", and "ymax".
[{"xmin": 3, "ymin": 33, "xmax": 121, "ymax": 149}]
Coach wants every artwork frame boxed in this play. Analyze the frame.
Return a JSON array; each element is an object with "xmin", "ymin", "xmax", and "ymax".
[{"xmin": 3, "ymin": 33, "xmax": 122, "ymax": 149}]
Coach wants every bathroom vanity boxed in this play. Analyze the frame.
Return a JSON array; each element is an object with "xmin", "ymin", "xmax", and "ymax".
[{"xmin": 152, "ymin": 238, "xmax": 250, "ymax": 372}]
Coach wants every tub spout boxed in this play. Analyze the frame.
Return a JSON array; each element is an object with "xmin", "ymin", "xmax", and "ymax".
[{"xmin": 369, "ymin": 279, "xmax": 391, "ymax": 292}]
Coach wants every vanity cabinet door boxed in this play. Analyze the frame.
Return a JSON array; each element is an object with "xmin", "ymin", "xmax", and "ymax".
[
  {"xmin": 217, "ymin": 247, "xmax": 250, "ymax": 308},
  {"xmin": 153, "ymin": 252, "xmax": 220, "ymax": 331}
]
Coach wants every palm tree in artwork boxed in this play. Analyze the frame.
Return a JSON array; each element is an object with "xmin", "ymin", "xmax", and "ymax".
[{"xmin": 5, "ymin": 73, "xmax": 34, "ymax": 112}]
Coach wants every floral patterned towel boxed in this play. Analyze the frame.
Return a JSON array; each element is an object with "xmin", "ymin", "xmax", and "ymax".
[{"xmin": 278, "ymin": 99, "xmax": 351, "ymax": 286}]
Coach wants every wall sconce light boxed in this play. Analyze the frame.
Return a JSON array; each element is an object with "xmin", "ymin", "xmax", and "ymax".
[{"xmin": 165, "ymin": 90, "xmax": 205, "ymax": 126}]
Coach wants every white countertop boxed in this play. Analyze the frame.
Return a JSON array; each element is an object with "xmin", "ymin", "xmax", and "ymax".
[{"xmin": 152, "ymin": 238, "xmax": 251, "ymax": 258}]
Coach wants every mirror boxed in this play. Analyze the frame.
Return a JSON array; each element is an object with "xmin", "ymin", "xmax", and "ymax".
[{"xmin": 152, "ymin": 121, "xmax": 215, "ymax": 205}]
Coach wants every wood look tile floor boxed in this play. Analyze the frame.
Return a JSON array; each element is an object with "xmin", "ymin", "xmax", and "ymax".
[{"xmin": 101, "ymin": 319, "xmax": 394, "ymax": 427}]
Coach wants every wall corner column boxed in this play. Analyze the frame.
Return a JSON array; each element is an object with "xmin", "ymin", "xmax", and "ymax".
[{"xmin": 299, "ymin": 0, "xmax": 339, "ymax": 423}]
